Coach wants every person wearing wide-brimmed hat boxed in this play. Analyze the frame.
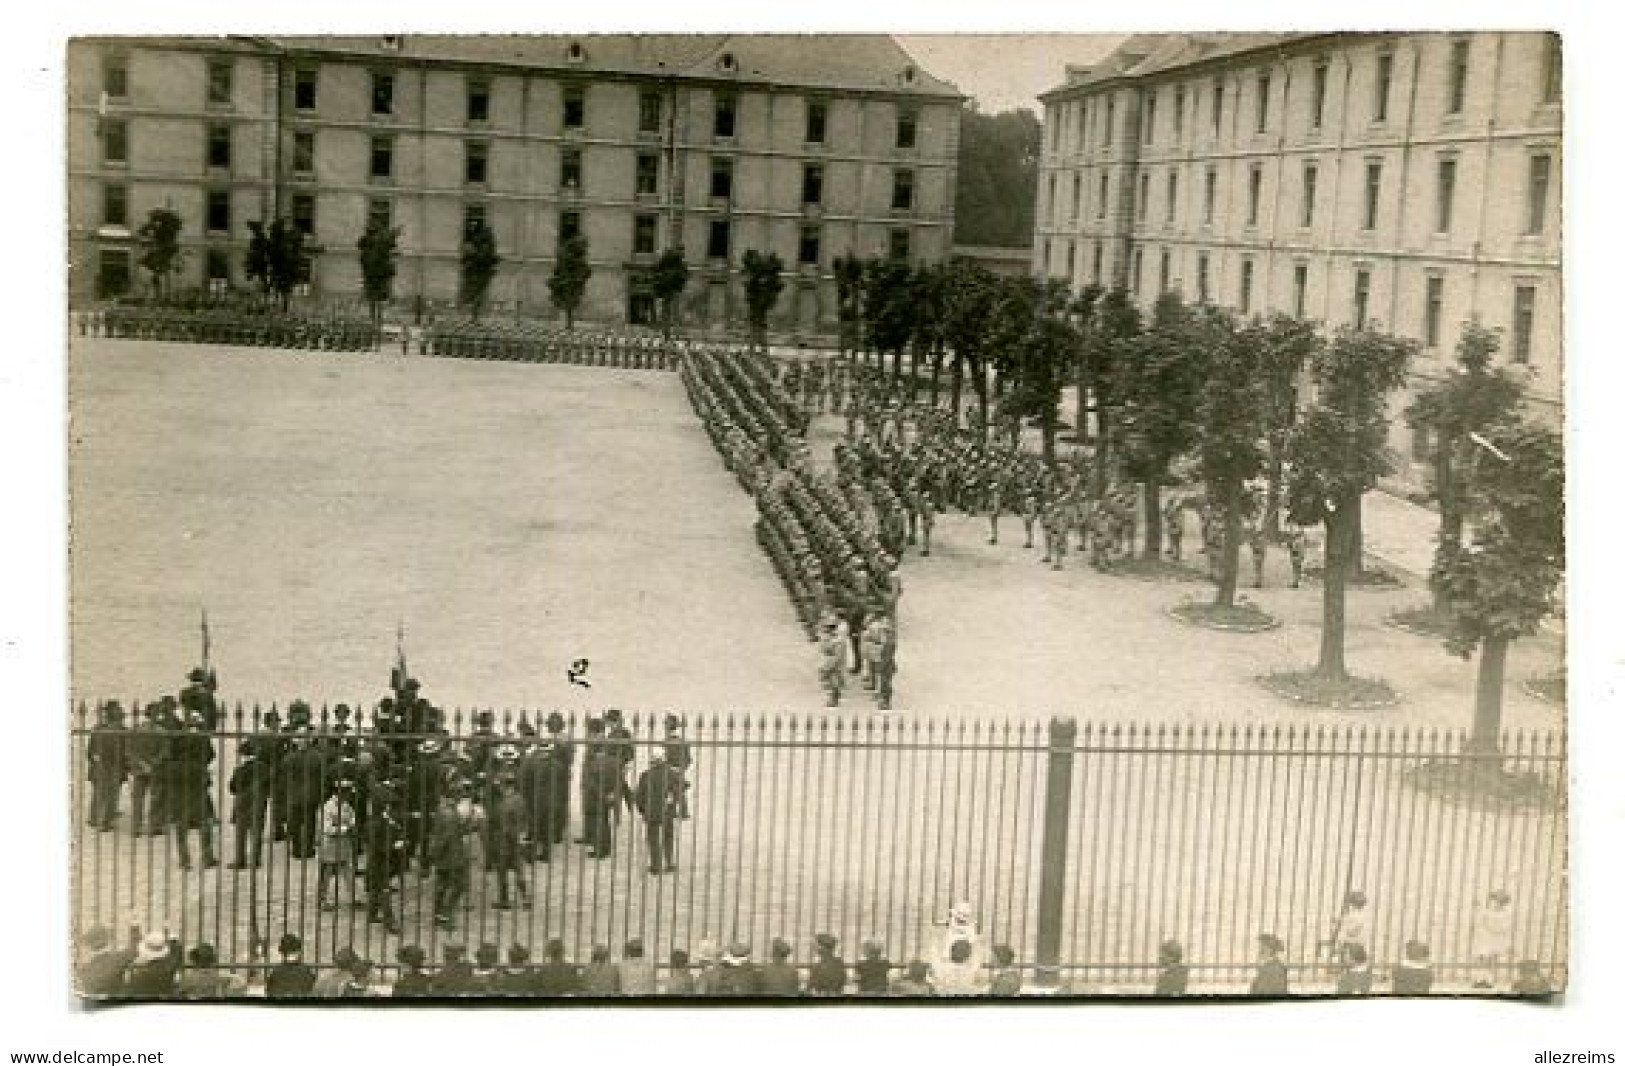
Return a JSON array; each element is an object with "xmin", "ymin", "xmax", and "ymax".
[
  {"xmin": 122, "ymin": 930, "xmax": 181, "ymax": 998},
  {"xmin": 76, "ymin": 925, "xmax": 136, "ymax": 998},
  {"xmin": 715, "ymin": 942, "xmax": 761, "ymax": 996}
]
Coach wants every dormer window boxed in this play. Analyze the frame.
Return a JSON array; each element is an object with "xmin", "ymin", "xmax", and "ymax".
[
  {"xmin": 566, "ymin": 41, "xmax": 586, "ymax": 64},
  {"xmin": 381, "ymin": 35, "xmax": 402, "ymax": 52},
  {"xmin": 902, "ymin": 65, "xmax": 916, "ymax": 85},
  {"xmin": 718, "ymin": 52, "xmax": 736, "ymax": 72}
]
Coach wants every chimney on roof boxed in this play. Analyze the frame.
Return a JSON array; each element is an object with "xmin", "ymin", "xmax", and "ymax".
[{"xmin": 1064, "ymin": 64, "xmax": 1094, "ymax": 85}]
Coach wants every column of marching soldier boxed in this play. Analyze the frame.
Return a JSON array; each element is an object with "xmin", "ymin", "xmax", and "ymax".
[
  {"xmin": 681, "ymin": 344, "xmax": 1315, "ymax": 710},
  {"xmin": 84, "ymin": 668, "xmax": 695, "ymax": 935}
]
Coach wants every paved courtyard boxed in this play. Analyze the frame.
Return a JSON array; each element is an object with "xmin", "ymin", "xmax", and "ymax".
[{"xmin": 71, "ymin": 338, "xmax": 1561, "ymax": 734}]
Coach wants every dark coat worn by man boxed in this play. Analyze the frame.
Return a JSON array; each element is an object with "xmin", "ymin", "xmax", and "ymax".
[{"xmin": 633, "ymin": 757, "xmax": 682, "ymax": 874}]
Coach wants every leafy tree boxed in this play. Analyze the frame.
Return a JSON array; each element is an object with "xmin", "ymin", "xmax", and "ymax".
[
  {"xmin": 1285, "ymin": 326, "xmax": 1417, "ymax": 681},
  {"xmin": 833, "ymin": 253, "xmax": 867, "ymax": 365},
  {"xmin": 1078, "ymin": 288, "xmax": 1141, "ymax": 495},
  {"xmin": 1431, "ymin": 420, "xmax": 1563, "ymax": 755},
  {"xmin": 136, "ymin": 207, "xmax": 184, "ymax": 301},
  {"xmin": 861, "ymin": 257, "xmax": 915, "ymax": 382},
  {"xmin": 1117, "ymin": 293, "xmax": 1208, "ymax": 557},
  {"xmin": 953, "ymin": 107, "xmax": 1041, "ymax": 247},
  {"xmin": 1197, "ymin": 309, "xmax": 1269, "ymax": 606},
  {"xmin": 356, "ymin": 215, "xmax": 400, "ymax": 326},
  {"xmin": 740, "ymin": 249, "xmax": 786, "ymax": 352},
  {"xmin": 1256, "ymin": 314, "xmax": 1321, "ymax": 536},
  {"xmin": 459, "ymin": 218, "xmax": 502, "ymax": 321},
  {"xmin": 940, "ymin": 260, "xmax": 998, "ymax": 433},
  {"xmin": 908, "ymin": 263, "xmax": 949, "ymax": 404},
  {"xmin": 1407, "ymin": 321, "xmax": 1526, "ymax": 609},
  {"xmin": 1068, "ymin": 284, "xmax": 1104, "ymax": 445},
  {"xmin": 244, "ymin": 218, "xmax": 307, "ymax": 313},
  {"xmin": 1015, "ymin": 292, "xmax": 1079, "ymax": 464},
  {"xmin": 648, "ymin": 246, "xmax": 690, "ymax": 342},
  {"xmin": 548, "ymin": 235, "xmax": 592, "ymax": 330}
]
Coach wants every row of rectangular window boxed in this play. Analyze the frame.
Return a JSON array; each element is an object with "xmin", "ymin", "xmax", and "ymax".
[
  {"xmin": 1051, "ymin": 151, "xmax": 1552, "ymax": 237},
  {"xmin": 1063, "ymin": 237, "xmax": 1537, "ymax": 364},
  {"xmin": 96, "ymin": 53, "xmax": 912, "ymax": 149},
  {"xmin": 1050, "ymin": 34, "xmax": 1560, "ymax": 155}
]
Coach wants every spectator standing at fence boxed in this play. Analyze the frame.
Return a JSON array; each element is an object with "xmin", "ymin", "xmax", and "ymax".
[
  {"xmin": 758, "ymin": 939, "xmax": 802, "ymax": 996},
  {"xmin": 496, "ymin": 944, "xmax": 534, "ymax": 996},
  {"xmin": 428, "ymin": 791, "xmax": 475, "ymax": 930},
  {"xmin": 1153, "ymin": 940, "xmax": 1188, "ymax": 996},
  {"xmin": 488, "ymin": 774, "xmax": 530, "ymax": 908},
  {"xmin": 175, "ymin": 943, "xmax": 248, "ymax": 999},
  {"xmin": 544, "ymin": 713, "xmax": 574, "ymax": 849},
  {"xmin": 581, "ymin": 742, "xmax": 623, "ymax": 859},
  {"xmin": 620, "ymin": 938, "xmax": 657, "ymax": 996},
  {"xmin": 582, "ymin": 945, "xmax": 622, "ymax": 996},
  {"xmin": 1470, "ymin": 889, "xmax": 1514, "ymax": 989},
  {"xmin": 853, "ymin": 939, "xmax": 891, "ymax": 995},
  {"xmin": 1335, "ymin": 944, "xmax": 1374, "ymax": 995},
  {"xmin": 362, "ymin": 778, "xmax": 406, "ymax": 935},
  {"xmin": 891, "ymin": 960, "xmax": 935, "ymax": 997},
  {"xmin": 470, "ymin": 943, "xmax": 503, "ymax": 993},
  {"xmin": 1327, "ymin": 889, "xmax": 1372, "ymax": 966},
  {"xmin": 517, "ymin": 730, "xmax": 558, "ymax": 863},
  {"xmin": 125, "ymin": 705, "xmax": 165, "ymax": 837},
  {"xmin": 316, "ymin": 781, "xmax": 358, "ymax": 910},
  {"xmin": 665, "ymin": 949, "xmax": 696, "ymax": 996},
  {"xmin": 1391, "ymin": 940, "xmax": 1434, "ymax": 994},
  {"xmin": 988, "ymin": 944, "xmax": 1023, "ymax": 996},
  {"xmin": 536, "ymin": 939, "xmax": 581, "ymax": 996},
  {"xmin": 228, "ymin": 725, "xmax": 278, "ymax": 869},
  {"xmin": 1249, "ymin": 934, "xmax": 1289, "ymax": 997},
  {"xmin": 934, "ymin": 938, "xmax": 984, "ymax": 996},
  {"xmin": 86, "ymin": 701, "xmax": 127, "ymax": 832},
  {"xmin": 166, "ymin": 711, "xmax": 218, "ymax": 870},
  {"xmin": 266, "ymin": 934, "xmax": 316, "ymax": 999},
  {"xmin": 281, "ymin": 712, "xmax": 328, "ymax": 860},
  {"xmin": 663, "ymin": 714, "xmax": 693, "ymax": 819},
  {"xmin": 634, "ymin": 750, "xmax": 682, "ymax": 875},
  {"xmin": 808, "ymin": 933, "xmax": 848, "ymax": 995},
  {"xmin": 392, "ymin": 945, "xmax": 433, "ymax": 998}
]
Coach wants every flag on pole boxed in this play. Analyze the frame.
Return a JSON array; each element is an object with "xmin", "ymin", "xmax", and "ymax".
[
  {"xmin": 200, "ymin": 608, "xmax": 212, "ymax": 670},
  {"xmin": 396, "ymin": 619, "xmax": 409, "ymax": 681}
]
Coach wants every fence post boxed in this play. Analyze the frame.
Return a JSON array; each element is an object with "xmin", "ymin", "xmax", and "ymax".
[{"xmin": 1035, "ymin": 716, "xmax": 1077, "ymax": 988}]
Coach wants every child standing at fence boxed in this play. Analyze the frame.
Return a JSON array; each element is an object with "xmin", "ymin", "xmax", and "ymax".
[{"xmin": 316, "ymin": 781, "xmax": 358, "ymax": 911}]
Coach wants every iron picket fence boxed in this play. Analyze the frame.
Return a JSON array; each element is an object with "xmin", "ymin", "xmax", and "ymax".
[{"xmin": 71, "ymin": 702, "xmax": 1565, "ymax": 996}]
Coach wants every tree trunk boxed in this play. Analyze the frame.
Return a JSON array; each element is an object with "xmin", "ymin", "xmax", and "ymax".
[
  {"xmin": 1092, "ymin": 404, "xmax": 1112, "ymax": 498},
  {"xmin": 1215, "ymin": 478, "xmax": 1243, "ymax": 608},
  {"xmin": 1075, "ymin": 362, "xmax": 1089, "ymax": 447},
  {"xmin": 566, "ymin": 309, "xmax": 575, "ymax": 331},
  {"xmin": 1350, "ymin": 495, "xmax": 1366, "ymax": 579},
  {"xmin": 1315, "ymin": 500, "xmax": 1355, "ymax": 681},
  {"xmin": 1468, "ymin": 635, "xmax": 1510, "ymax": 758},
  {"xmin": 949, "ymin": 355, "xmax": 964, "ymax": 423},
  {"xmin": 929, "ymin": 344, "xmax": 943, "ymax": 406},
  {"xmin": 1433, "ymin": 443, "xmax": 1462, "ymax": 614},
  {"xmin": 1263, "ymin": 440, "xmax": 1286, "ymax": 538},
  {"xmin": 1142, "ymin": 479, "xmax": 1162, "ymax": 560},
  {"xmin": 972, "ymin": 361, "xmax": 990, "ymax": 444}
]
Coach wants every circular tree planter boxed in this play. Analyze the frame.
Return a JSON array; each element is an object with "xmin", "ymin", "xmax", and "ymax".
[
  {"xmin": 1386, "ymin": 603, "xmax": 1460, "ymax": 640},
  {"xmin": 1258, "ymin": 670, "xmax": 1400, "ymax": 710},
  {"xmin": 1403, "ymin": 757, "xmax": 1558, "ymax": 811},
  {"xmin": 1523, "ymin": 672, "xmax": 1566, "ymax": 706},
  {"xmin": 1109, "ymin": 556, "xmax": 1214, "ymax": 585},
  {"xmin": 1301, "ymin": 564, "xmax": 1407, "ymax": 591},
  {"xmin": 1168, "ymin": 599, "xmax": 1281, "ymax": 633}
]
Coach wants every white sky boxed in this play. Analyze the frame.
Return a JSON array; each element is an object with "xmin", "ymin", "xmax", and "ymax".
[{"xmin": 897, "ymin": 34, "xmax": 1125, "ymax": 112}]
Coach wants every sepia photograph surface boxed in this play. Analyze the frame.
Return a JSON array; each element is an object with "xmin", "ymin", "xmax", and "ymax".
[{"xmin": 63, "ymin": 29, "xmax": 1567, "ymax": 1004}]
